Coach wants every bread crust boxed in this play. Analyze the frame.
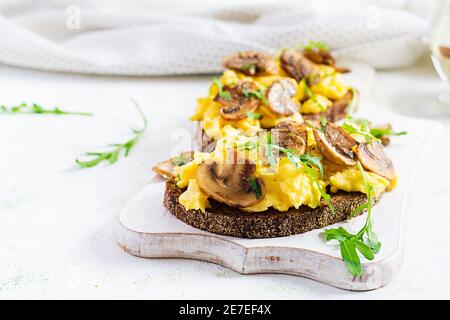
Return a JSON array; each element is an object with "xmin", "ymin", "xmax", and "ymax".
[{"xmin": 164, "ymin": 181, "xmax": 378, "ymax": 239}]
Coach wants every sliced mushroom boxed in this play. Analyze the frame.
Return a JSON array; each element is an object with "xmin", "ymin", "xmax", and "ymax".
[
  {"xmin": 195, "ymin": 150, "xmax": 265, "ymax": 208},
  {"xmin": 313, "ymin": 122, "xmax": 357, "ymax": 166},
  {"xmin": 280, "ymin": 49, "xmax": 320, "ymax": 84},
  {"xmin": 303, "ymin": 48, "xmax": 350, "ymax": 73},
  {"xmin": 152, "ymin": 152, "xmax": 195, "ymax": 180},
  {"xmin": 273, "ymin": 121, "xmax": 307, "ymax": 155},
  {"xmin": 355, "ymin": 141, "xmax": 396, "ymax": 180},
  {"xmin": 223, "ymin": 51, "xmax": 278, "ymax": 76},
  {"xmin": 303, "ymin": 48, "xmax": 335, "ymax": 66},
  {"xmin": 266, "ymin": 79, "xmax": 300, "ymax": 116},
  {"xmin": 302, "ymin": 89, "xmax": 354, "ymax": 123},
  {"xmin": 214, "ymin": 81, "xmax": 261, "ymax": 120},
  {"xmin": 327, "ymin": 90, "xmax": 354, "ymax": 122}
]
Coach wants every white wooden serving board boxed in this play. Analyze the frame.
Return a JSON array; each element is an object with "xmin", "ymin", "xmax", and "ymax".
[{"xmin": 115, "ymin": 62, "xmax": 442, "ymax": 291}]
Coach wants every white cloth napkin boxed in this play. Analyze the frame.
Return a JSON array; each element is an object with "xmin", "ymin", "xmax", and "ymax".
[{"xmin": 0, "ymin": 0, "xmax": 429, "ymax": 76}]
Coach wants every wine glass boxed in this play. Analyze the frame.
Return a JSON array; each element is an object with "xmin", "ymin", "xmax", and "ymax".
[{"xmin": 430, "ymin": 0, "xmax": 450, "ymax": 108}]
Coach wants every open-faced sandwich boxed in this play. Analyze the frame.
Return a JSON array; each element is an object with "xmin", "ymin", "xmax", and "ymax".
[
  {"xmin": 191, "ymin": 42, "xmax": 356, "ymax": 151},
  {"xmin": 153, "ymin": 118, "xmax": 397, "ymax": 239}
]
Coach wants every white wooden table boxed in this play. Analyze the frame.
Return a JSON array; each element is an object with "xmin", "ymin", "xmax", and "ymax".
[{"xmin": 0, "ymin": 56, "xmax": 449, "ymax": 299}]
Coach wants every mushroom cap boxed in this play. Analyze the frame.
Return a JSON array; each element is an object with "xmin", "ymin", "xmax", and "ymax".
[
  {"xmin": 303, "ymin": 48, "xmax": 335, "ymax": 66},
  {"xmin": 280, "ymin": 49, "xmax": 320, "ymax": 84},
  {"xmin": 266, "ymin": 79, "xmax": 300, "ymax": 116},
  {"xmin": 223, "ymin": 51, "xmax": 278, "ymax": 76},
  {"xmin": 313, "ymin": 122, "xmax": 357, "ymax": 166},
  {"xmin": 214, "ymin": 81, "xmax": 261, "ymax": 120},
  {"xmin": 273, "ymin": 121, "xmax": 307, "ymax": 155},
  {"xmin": 152, "ymin": 151, "xmax": 195, "ymax": 180},
  {"xmin": 355, "ymin": 141, "xmax": 396, "ymax": 180},
  {"xmin": 195, "ymin": 150, "xmax": 266, "ymax": 208}
]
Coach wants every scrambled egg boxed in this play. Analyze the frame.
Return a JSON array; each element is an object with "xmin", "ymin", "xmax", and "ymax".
[
  {"xmin": 191, "ymin": 62, "xmax": 352, "ymax": 140},
  {"xmin": 173, "ymin": 134, "xmax": 395, "ymax": 213}
]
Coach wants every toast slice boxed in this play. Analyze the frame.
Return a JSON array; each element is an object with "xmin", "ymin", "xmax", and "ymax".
[{"xmin": 164, "ymin": 180, "xmax": 379, "ymax": 239}]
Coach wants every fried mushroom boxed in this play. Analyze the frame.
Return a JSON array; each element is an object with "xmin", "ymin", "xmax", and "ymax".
[
  {"xmin": 152, "ymin": 152, "xmax": 195, "ymax": 180},
  {"xmin": 223, "ymin": 51, "xmax": 278, "ymax": 76},
  {"xmin": 313, "ymin": 122, "xmax": 357, "ymax": 166},
  {"xmin": 266, "ymin": 79, "xmax": 300, "ymax": 116},
  {"xmin": 273, "ymin": 121, "xmax": 307, "ymax": 155},
  {"xmin": 303, "ymin": 48, "xmax": 350, "ymax": 73},
  {"xmin": 355, "ymin": 141, "xmax": 396, "ymax": 180},
  {"xmin": 280, "ymin": 49, "xmax": 320, "ymax": 84},
  {"xmin": 214, "ymin": 81, "xmax": 261, "ymax": 120},
  {"xmin": 195, "ymin": 150, "xmax": 265, "ymax": 208}
]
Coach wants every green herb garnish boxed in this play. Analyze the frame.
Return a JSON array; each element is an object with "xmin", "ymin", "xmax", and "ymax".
[
  {"xmin": 341, "ymin": 117, "xmax": 376, "ymax": 143},
  {"xmin": 248, "ymin": 177, "xmax": 262, "ymax": 199},
  {"xmin": 370, "ymin": 127, "xmax": 407, "ymax": 139},
  {"xmin": 300, "ymin": 79, "xmax": 313, "ymax": 98},
  {"xmin": 247, "ymin": 111, "xmax": 262, "ymax": 120},
  {"xmin": 243, "ymin": 89, "xmax": 268, "ymax": 105},
  {"xmin": 342, "ymin": 116, "xmax": 407, "ymax": 143},
  {"xmin": 213, "ymin": 77, "xmax": 232, "ymax": 100},
  {"xmin": 239, "ymin": 133, "xmax": 334, "ymax": 213},
  {"xmin": 0, "ymin": 102, "xmax": 93, "ymax": 116},
  {"xmin": 323, "ymin": 162, "xmax": 381, "ymax": 276},
  {"xmin": 76, "ymin": 99, "xmax": 147, "ymax": 168},
  {"xmin": 303, "ymin": 40, "xmax": 329, "ymax": 52},
  {"xmin": 171, "ymin": 156, "xmax": 190, "ymax": 167},
  {"xmin": 320, "ymin": 116, "xmax": 328, "ymax": 133}
]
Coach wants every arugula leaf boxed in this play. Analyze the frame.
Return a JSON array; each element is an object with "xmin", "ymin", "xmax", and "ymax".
[
  {"xmin": 370, "ymin": 127, "xmax": 407, "ymax": 139},
  {"xmin": 323, "ymin": 161, "xmax": 382, "ymax": 276},
  {"xmin": 340, "ymin": 240, "xmax": 362, "ymax": 277},
  {"xmin": 303, "ymin": 40, "xmax": 329, "ymax": 52},
  {"xmin": 353, "ymin": 239, "xmax": 375, "ymax": 260},
  {"xmin": 76, "ymin": 99, "xmax": 147, "ymax": 168},
  {"xmin": 0, "ymin": 102, "xmax": 93, "ymax": 116},
  {"xmin": 247, "ymin": 111, "xmax": 262, "ymax": 120},
  {"xmin": 341, "ymin": 120, "xmax": 375, "ymax": 143}
]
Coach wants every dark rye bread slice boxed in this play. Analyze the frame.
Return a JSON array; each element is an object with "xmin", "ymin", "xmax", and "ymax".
[{"xmin": 164, "ymin": 180, "xmax": 379, "ymax": 239}]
